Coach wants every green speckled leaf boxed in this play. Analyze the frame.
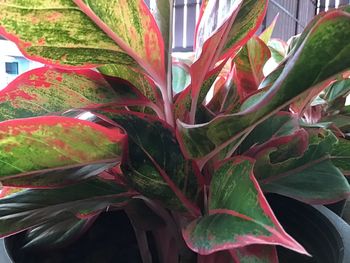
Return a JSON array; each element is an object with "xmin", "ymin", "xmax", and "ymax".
[
  {"xmin": 0, "ymin": 178, "xmax": 132, "ymax": 238},
  {"xmin": 76, "ymin": 0, "xmax": 166, "ymax": 86},
  {"xmin": 0, "ymin": 0, "xmax": 135, "ymax": 67},
  {"xmin": 0, "ymin": 116, "xmax": 124, "ymax": 181},
  {"xmin": 220, "ymin": 0, "xmax": 268, "ymax": 57},
  {"xmin": 183, "ymin": 157, "xmax": 306, "ymax": 255},
  {"xmin": 0, "ymin": 67, "xmax": 147, "ymax": 121}
]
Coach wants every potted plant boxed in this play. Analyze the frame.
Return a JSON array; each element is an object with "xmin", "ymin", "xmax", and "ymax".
[{"xmin": 0, "ymin": 1, "xmax": 350, "ymax": 262}]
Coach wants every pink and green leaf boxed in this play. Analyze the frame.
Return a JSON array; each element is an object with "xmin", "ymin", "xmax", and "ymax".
[
  {"xmin": 230, "ymin": 245, "xmax": 279, "ymax": 263},
  {"xmin": 0, "ymin": 0, "xmax": 135, "ymax": 68},
  {"xmin": 98, "ymin": 64, "xmax": 162, "ymax": 105},
  {"xmin": 259, "ymin": 14, "xmax": 279, "ymax": 44},
  {"xmin": 290, "ymin": 80, "xmax": 337, "ymax": 116},
  {"xmin": 177, "ymin": 10, "xmax": 350, "ymax": 160},
  {"xmin": 233, "ymin": 36, "xmax": 271, "ymax": 100},
  {"xmin": 220, "ymin": 0, "xmax": 268, "ymax": 59},
  {"xmin": 322, "ymin": 78, "xmax": 350, "ymax": 113},
  {"xmin": 183, "ymin": 157, "xmax": 306, "ymax": 255},
  {"xmin": 0, "ymin": 67, "xmax": 150, "ymax": 121},
  {"xmin": 0, "ymin": 186, "xmax": 24, "ymax": 198},
  {"xmin": 189, "ymin": 0, "xmax": 268, "ymax": 121},
  {"xmin": 268, "ymin": 39, "xmax": 288, "ymax": 64},
  {"xmin": 94, "ymin": 110, "xmax": 201, "ymax": 215},
  {"xmin": 189, "ymin": 0, "xmax": 243, "ymax": 122},
  {"xmin": 206, "ymin": 64, "xmax": 239, "ymax": 114},
  {"xmin": 331, "ymin": 138, "xmax": 350, "ymax": 176},
  {"xmin": 74, "ymin": 0, "xmax": 166, "ymax": 87},
  {"xmin": 240, "ymin": 112, "xmax": 308, "ymax": 159},
  {"xmin": 150, "ymin": 0, "xmax": 171, "ymax": 58},
  {"xmin": 0, "ymin": 116, "xmax": 125, "ymax": 186},
  {"xmin": 175, "ymin": 65, "xmax": 223, "ymax": 122},
  {"xmin": 0, "ymin": 178, "xmax": 133, "ymax": 238},
  {"xmin": 255, "ymin": 129, "xmax": 350, "ymax": 204}
]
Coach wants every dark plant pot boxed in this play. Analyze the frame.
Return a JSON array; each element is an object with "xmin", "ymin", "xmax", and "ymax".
[
  {"xmin": 325, "ymin": 199, "xmax": 347, "ymax": 216},
  {"xmin": 0, "ymin": 239, "xmax": 12, "ymax": 263},
  {"xmin": 2, "ymin": 197, "xmax": 350, "ymax": 263},
  {"xmin": 267, "ymin": 194, "xmax": 350, "ymax": 263},
  {"xmin": 4, "ymin": 211, "xmax": 144, "ymax": 263}
]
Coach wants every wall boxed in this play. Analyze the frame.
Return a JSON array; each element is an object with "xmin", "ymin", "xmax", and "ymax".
[{"xmin": 0, "ymin": 39, "xmax": 42, "ymax": 90}]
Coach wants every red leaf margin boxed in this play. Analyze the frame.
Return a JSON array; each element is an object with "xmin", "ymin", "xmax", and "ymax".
[{"xmin": 182, "ymin": 156, "xmax": 308, "ymax": 256}]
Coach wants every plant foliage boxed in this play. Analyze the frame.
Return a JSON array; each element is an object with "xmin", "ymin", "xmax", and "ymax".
[{"xmin": 0, "ymin": 1, "xmax": 350, "ymax": 262}]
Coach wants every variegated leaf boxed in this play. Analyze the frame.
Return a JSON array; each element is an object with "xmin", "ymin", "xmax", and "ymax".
[
  {"xmin": 0, "ymin": 0, "xmax": 135, "ymax": 67},
  {"xmin": 0, "ymin": 117, "xmax": 124, "ymax": 187},
  {"xmin": 183, "ymin": 157, "xmax": 306, "ymax": 255},
  {"xmin": 75, "ymin": 0, "xmax": 166, "ymax": 86},
  {"xmin": 0, "ymin": 67, "xmax": 148, "ymax": 121}
]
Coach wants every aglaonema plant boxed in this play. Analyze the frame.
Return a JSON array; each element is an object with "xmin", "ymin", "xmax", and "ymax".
[{"xmin": 0, "ymin": 1, "xmax": 350, "ymax": 262}]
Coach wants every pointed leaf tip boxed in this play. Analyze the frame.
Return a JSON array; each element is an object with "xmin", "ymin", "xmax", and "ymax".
[{"xmin": 183, "ymin": 157, "xmax": 307, "ymax": 256}]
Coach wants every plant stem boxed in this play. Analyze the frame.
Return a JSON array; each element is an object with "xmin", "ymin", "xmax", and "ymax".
[
  {"xmin": 165, "ymin": 0, "xmax": 175, "ymax": 127},
  {"xmin": 161, "ymin": 88, "xmax": 175, "ymax": 127}
]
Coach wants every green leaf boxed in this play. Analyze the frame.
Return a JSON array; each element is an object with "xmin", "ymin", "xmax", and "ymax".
[
  {"xmin": 0, "ymin": 0, "xmax": 135, "ymax": 68},
  {"xmin": 239, "ymin": 112, "xmax": 308, "ymax": 160},
  {"xmin": 98, "ymin": 64, "xmax": 161, "ymax": 105},
  {"xmin": 267, "ymin": 39, "xmax": 288, "ymax": 64},
  {"xmin": 95, "ymin": 111, "xmax": 200, "ymax": 215},
  {"xmin": 323, "ymin": 78, "xmax": 350, "ymax": 101},
  {"xmin": 178, "ymin": 10, "xmax": 350, "ymax": 160},
  {"xmin": 231, "ymin": 245, "xmax": 278, "ymax": 263},
  {"xmin": 175, "ymin": 66, "xmax": 222, "ymax": 122},
  {"xmin": 259, "ymin": 14, "xmax": 279, "ymax": 44},
  {"xmin": 255, "ymin": 129, "xmax": 350, "ymax": 204},
  {"xmin": 151, "ymin": 0, "xmax": 171, "ymax": 57},
  {"xmin": 183, "ymin": 157, "xmax": 306, "ymax": 255},
  {"xmin": 322, "ymin": 114, "xmax": 350, "ymax": 133},
  {"xmin": 23, "ymin": 214, "xmax": 92, "ymax": 248},
  {"xmin": 220, "ymin": 0, "xmax": 268, "ymax": 57},
  {"xmin": 234, "ymin": 36, "xmax": 271, "ymax": 99},
  {"xmin": 0, "ymin": 67, "xmax": 147, "ymax": 121},
  {"xmin": 1, "ymin": 161, "xmax": 118, "ymax": 188},
  {"xmin": 331, "ymin": 138, "xmax": 350, "ymax": 176},
  {"xmin": 75, "ymin": 0, "xmax": 166, "ymax": 86},
  {"xmin": 0, "ymin": 116, "xmax": 124, "ymax": 186},
  {"xmin": 172, "ymin": 62, "xmax": 191, "ymax": 94},
  {"xmin": 189, "ymin": 0, "xmax": 254, "ymax": 122},
  {"xmin": 0, "ymin": 178, "xmax": 132, "ymax": 238},
  {"xmin": 322, "ymin": 78, "xmax": 350, "ymax": 113}
]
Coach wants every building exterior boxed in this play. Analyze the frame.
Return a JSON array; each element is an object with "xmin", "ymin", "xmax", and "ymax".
[{"xmin": 0, "ymin": 36, "xmax": 42, "ymax": 90}]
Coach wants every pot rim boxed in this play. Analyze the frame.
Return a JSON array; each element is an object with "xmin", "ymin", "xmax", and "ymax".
[{"xmin": 313, "ymin": 204, "xmax": 350, "ymax": 263}]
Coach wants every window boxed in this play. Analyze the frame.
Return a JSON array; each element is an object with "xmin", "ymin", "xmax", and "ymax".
[{"xmin": 5, "ymin": 62, "xmax": 18, "ymax": 75}]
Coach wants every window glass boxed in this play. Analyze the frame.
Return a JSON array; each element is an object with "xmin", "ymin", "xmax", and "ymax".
[{"xmin": 5, "ymin": 62, "xmax": 18, "ymax": 75}]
